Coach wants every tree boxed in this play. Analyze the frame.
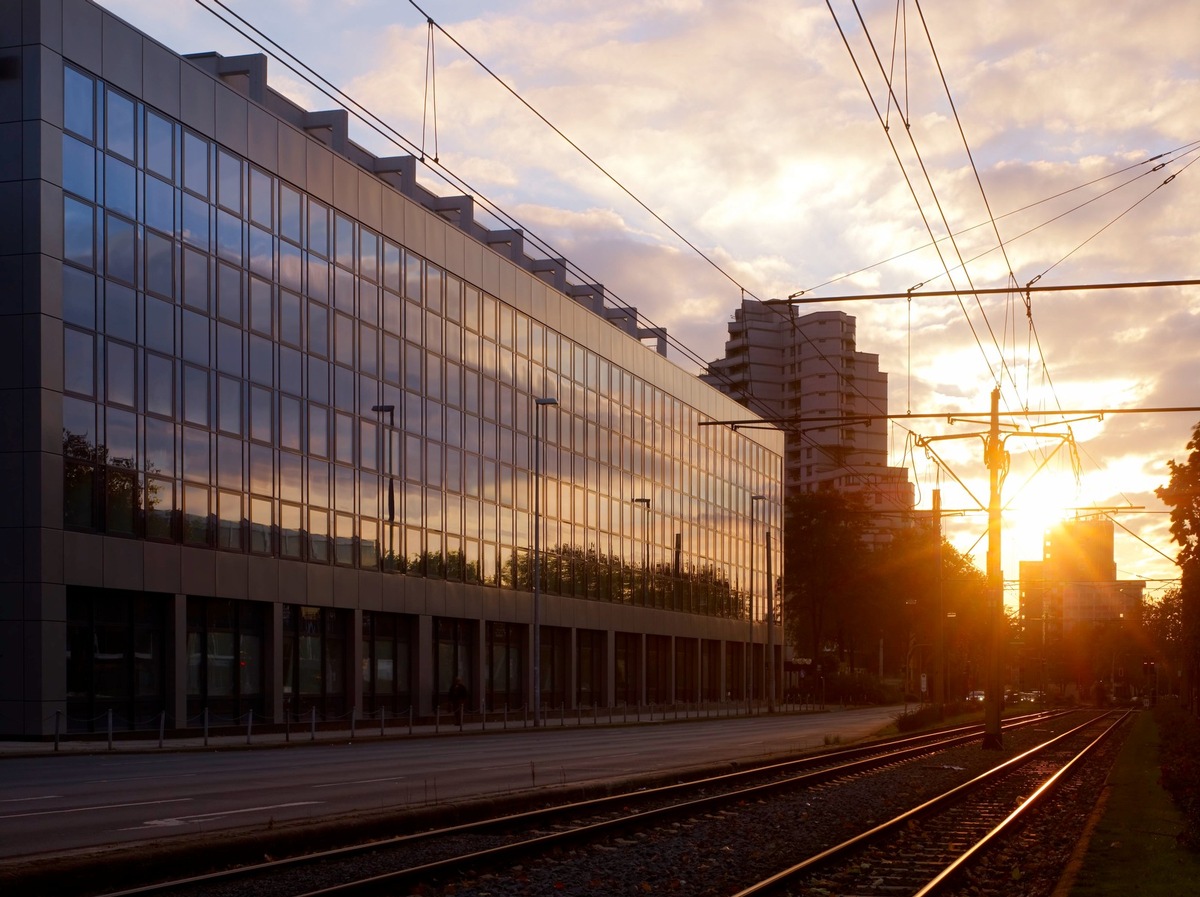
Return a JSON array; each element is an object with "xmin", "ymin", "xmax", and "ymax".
[
  {"xmin": 1144, "ymin": 588, "xmax": 1184, "ymax": 695},
  {"xmin": 783, "ymin": 490, "xmax": 870, "ymax": 669},
  {"xmin": 860, "ymin": 523, "xmax": 987, "ymax": 697},
  {"xmin": 1155, "ymin": 421, "xmax": 1200, "ymax": 710}
]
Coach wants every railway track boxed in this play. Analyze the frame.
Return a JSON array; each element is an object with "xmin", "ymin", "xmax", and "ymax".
[
  {"xmin": 734, "ymin": 709, "xmax": 1130, "ymax": 896},
  {"xmin": 77, "ymin": 710, "xmax": 1102, "ymax": 897}
]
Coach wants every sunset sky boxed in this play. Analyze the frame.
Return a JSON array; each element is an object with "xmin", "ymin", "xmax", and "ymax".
[{"xmin": 97, "ymin": 0, "xmax": 1200, "ymax": 602}]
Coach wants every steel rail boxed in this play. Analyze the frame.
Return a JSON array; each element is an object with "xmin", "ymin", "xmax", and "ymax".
[
  {"xmin": 730, "ymin": 710, "xmax": 1127, "ymax": 896},
  {"xmin": 913, "ymin": 709, "xmax": 1133, "ymax": 896},
  {"xmin": 91, "ymin": 711, "xmax": 1061, "ymax": 897}
]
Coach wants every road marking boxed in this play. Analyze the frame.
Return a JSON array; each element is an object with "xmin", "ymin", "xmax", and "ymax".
[
  {"xmin": 0, "ymin": 795, "xmax": 61, "ymax": 804},
  {"xmin": 124, "ymin": 801, "xmax": 323, "ymax": 829},
  {"xmin": 81, "ymin": 772, "xmax": 199, "ymax": 785},
  {"xmin": 312, "ymin": 777, "xmax": 407, "ymax": 788},
  {"xmin": 0, "ymin": 798, "xmax": 191, "ymax": 820}
]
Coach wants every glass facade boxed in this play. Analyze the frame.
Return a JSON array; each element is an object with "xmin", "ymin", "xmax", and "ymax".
[
  {"xmin": 57, "ymin": 62, "xmax": 779, "ymax": 621},
  {"xmin": 0, "ymin": 2, "xmax": 793, "ymax": 741}
]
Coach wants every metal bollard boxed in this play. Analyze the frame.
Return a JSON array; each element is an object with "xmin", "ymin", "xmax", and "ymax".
[
  {"xmin": 54, "ymin": 710, "xmax": 61, "ymax": 752},
  {"xmin": 203, "ymin": 707, "xmax": 209, "ymax": 746},
  {"xmin": 310, "ymin": 706, "xmax": 316, "ymax": 741},
  {"xmin": 107, "ymin": 708, "xmax": 113, "ymax": 751},
  {"xmin": 246, "ymin": 708, "xmax": 253, "ymax": 745},
  {"xmin": 159, "ymin": 710, "xmax": 165, "ymax": 749},
  {"xmin": 380, "ymin": 707, "xmax": 386, "ymax": 737}
]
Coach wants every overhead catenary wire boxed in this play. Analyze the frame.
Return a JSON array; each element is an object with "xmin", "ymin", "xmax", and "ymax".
[
  {"xmin": 405, "ymin": 0, "xmax": 764, "ymax": 306},
  {"xmin": 839, "ymin": 0, "xmax": 1016, "ymax": 396},
  {"xmin": 787, "ymin": 140, "xmax": 1200, "ymax": 299},
  {"xmin": 197, "ymin": 0, "xmax": 928, "ymax": 516},
  {"xmin": 188, "ymin": 0, "xmax": 723, "ymax": 378},
  {"xmin": 189, "ymin": 2, "xmax": 1186, "ymax": 569}
]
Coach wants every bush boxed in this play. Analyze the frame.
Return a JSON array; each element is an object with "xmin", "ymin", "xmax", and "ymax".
[
  {"xmin": 1155, "ymin": 698, "xmax": 1200, "ymax": 850},
  {"xmin": 894, "ymin": 700, "xmax": 978, "ymax": 732}
]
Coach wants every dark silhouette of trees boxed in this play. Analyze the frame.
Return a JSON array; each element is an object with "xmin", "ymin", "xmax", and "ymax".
[
  {"xmin": 783, "ymin": 490, "xmax": 870, "ymax": 667},
  {"xmin": 1155, "ymin": 421, "xmax": 1200, "ymax": 710},
  {"xmin": 783, "ymin": 489, "xmax": 987, "ymax": 693}
]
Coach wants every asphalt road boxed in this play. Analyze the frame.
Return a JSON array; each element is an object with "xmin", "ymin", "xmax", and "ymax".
[{"xmin": 0, "ymin": 706, "xmax": 899, "ymax": 861}]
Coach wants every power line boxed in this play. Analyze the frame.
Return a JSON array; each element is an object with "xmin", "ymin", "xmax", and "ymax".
[{"xmin": 774, "ymin": 277, "xmax": 1200, "ymax": 305}]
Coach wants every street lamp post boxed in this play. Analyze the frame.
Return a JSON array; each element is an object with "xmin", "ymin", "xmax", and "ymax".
[
  {"xmin": 371, "ymin": 404, "xmax": 395, "ymax": 570},
  {"xmin": 532, "ymin": 396, "xmax": 558, "ymax": 727},
  {"xmin": 634, "ymin": 498, "xmax": 651, "ymax": 605},
  {"xmin": 749, "ymin": 493, "xmax": 767, "ymax": 713}
]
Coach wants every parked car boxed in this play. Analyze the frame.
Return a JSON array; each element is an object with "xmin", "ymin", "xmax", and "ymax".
[{"xmin": 968, "ymin": 690, "xmax": 986, "ymax": 702}]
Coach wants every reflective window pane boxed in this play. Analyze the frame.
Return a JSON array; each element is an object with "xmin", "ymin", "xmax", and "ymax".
[
  {"xmin": 280, "ymin": 183, "xmax": 301, "ymax": 243},
  {"xmin": 63, "ymin": 67, "xmax": 94, "ymax": 141},
  {"xmin": 144, "ymin": 295, "xmax": 174, "ymax": 354},
  {"xmin": 145, "ymin": 352, "xmax": 174, "ymax": 418},
  {"xmin": 63, "ymin": 197, "xmax": 94, "ymax": 269},
  {"xmin": 182, "ymin": 366, "xmax": 208, "ymax": 430},
  {"xmin": 62, "ymin": 134, "xmax": 94, "ymax": 200},
  {"xmin": 217, "ymin": 150, "xmax": 242, "ymax": 213},
  {"xmin": 62, "ymin": 266, "xmax": 96, "ymax": 329},
  {"xmin": 63, "ymin": 328, "xmax": 94, "ymax": 397},
  {"xmin": 106, "ymin": 339, "xmax": 135, "ymax": 408},
  {"xmin": 105, "ymin": 213, "xmax": 137, "ymax": 285},
  {"xmin": 181, "ymin": 310, "xmax": 209, "ymax": 365},
  {"xmin": 144, "ymin": 414, "xmax": 174, "ymax": 475},
  {"xmin": 105, "ymin": 89, "xmax": 135, "ymax": 160},
  {"xmin": 104, "ymin": 154, "xmax": 136, "ymax": 219},
  {"xmin": 145, "ymin": 174, "xmax": 174, "ymax": 236},
  {"xmin": 145, "ymin": 231, "xmax": 174, "ymax": 299},
  {"xmin": 105, "ymin": 282, "xmax": 136, "ymax": 341},
  {"xmin": 182, "ymin": 192, "xmax": 210, "ymax": 250},
  {"xmin": 183, "ymin": 131, "xmax": 209, "ymax": 197},
  {"xmin": 145, "ymin": 111, "xmax": 174, "ymax": 180}
]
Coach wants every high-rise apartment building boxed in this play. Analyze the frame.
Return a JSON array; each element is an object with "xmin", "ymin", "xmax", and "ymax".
[
  {"xmin": 702, "ymin": 301, "xmax": 913, "ymax": 526},
  {"xmin": 0, "ymin": 0, "xmax": 784, "ymax": 737}
]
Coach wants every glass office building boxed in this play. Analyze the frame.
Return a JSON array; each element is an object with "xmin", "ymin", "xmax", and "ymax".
[{"xmin": 0, "ymin": 0, "xmax": 784, "ymax": 737}]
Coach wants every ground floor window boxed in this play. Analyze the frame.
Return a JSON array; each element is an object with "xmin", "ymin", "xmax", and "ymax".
[
  {"xmin": 646, "ymin": 634, "xmax": 671, "ymax": 703},
  {"xmin": 674, "ymin": 637, "xmax": 698, "ymax": 703},
  {"xmin": 65, "ymin": 586, "xmax": 167, "ymax": 732},
  {"xmin": 576, "ymin": 629, "xmax": 606, "ymax": 707},
  {"xmin": 726, "ymin": 641, "xmax": 747, "ymax": 700},
  {"xmin": 186, "ymin": 597, "xmax": 266, "ymax": 724},
  {"xmin": 614, "ymin": 631, "xmax": 642, "ymax": 706},
  {"xmin": 539, "ymin": 626, "xmax": 570, "ymax": 712},
  {"xmin": 701, "ymin": 639, "xmax": 722, "ymax": 701},
  {"xmin": 361, "ymin": 610, "xmax": 413, "ymax": 716},
  {"xmin": 485, "ymin": 621, "xmax": 524, "ymax": 712},
  {"xmin": 435, "ymin": 617, "xmax": 476, "ymax": 710},
  {"xmin": 283, "ymin": 604, "xmax": 348, "ymax": 721}
]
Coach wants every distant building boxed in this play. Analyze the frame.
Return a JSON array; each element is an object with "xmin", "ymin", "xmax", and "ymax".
[
  {"xmin": 702, "ymin": 302, "xmax": 913, "ymax": 532},
  {"xmin": 1019, "ymin": 516, "xmax": 1145, "ymax": 638}
]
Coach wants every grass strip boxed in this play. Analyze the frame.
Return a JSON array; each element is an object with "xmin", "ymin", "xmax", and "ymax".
[{"xmin": 1063, "ymin": 710, "xmax": 1200, "ymax": 896}]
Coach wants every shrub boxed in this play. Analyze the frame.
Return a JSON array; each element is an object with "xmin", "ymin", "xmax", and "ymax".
[{"xmin": 1155, "ymin": 698, "xmax": 1200, "ymax": 850}]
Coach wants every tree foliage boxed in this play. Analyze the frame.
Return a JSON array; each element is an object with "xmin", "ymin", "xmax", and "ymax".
[
  {"xmin": 784, "ymin": 489, "xmax": 988, "ymax": 694},
  {"xmin": 1155, "ymin": 421, "xmax": 1200, "ymax": 709},
  {"xmin": 783, "ymin": 490, "xmax": 870, "ymax": 664}
]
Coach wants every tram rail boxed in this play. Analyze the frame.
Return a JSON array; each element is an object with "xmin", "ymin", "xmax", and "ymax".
[{"xmin": 80, "ymin": 710, "xmax": 1086, "ymax": 897}]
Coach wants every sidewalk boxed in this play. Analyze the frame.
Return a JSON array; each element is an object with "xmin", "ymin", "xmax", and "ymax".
[
  {"xmin": 1057, "ymin": 709, "xmax": 1200, "ymax": 896},
  {"xmin": 0, "ymin": 701, "xmax": 830, "ymax": 757}
]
